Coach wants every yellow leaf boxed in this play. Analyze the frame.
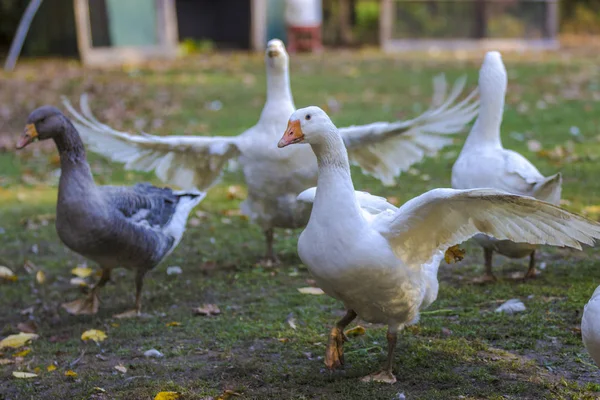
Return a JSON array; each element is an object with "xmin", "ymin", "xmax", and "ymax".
[
  {"xmin": 297, "ymin": 287, "xmax": 325, "ymax": 295},
  {"xmin": 81, "ymin": 329, "xmax": 107, "ymax": 343},
  {"xmin": 344, "ymin": 325, "xmax": 366, "ymax": 338},
  {"xmin": 582, "ymin": 205, "xmax": 600, "ymax": 216},
  {"xmin": 0, "ymin": 266, "xmax": 17, "ymax": 282},
  {"xmin": 64, "ymin": 370, "xmax": 77, "ymax": 377},
  {"xmin": 36, "ymin": 270, "xmax": 46, "ymax": 284},
  {"xmin": 165, "ymin": 321, "xmax": 181, "ymax": 327},
  {"xmin": 218, "ymin": 389, "xmax": 242, "ymax": 400},
  {"xmin": 69, "ymin": 277, "xmax": 88, "ymax": 287},
  {"xmin": 0, "ymin": 333, "xmax": 39, "ymax": 349},
  {"xmin": 444, "ymin": 245, "xmax": 466, "ymax": 264},
  {"xmin": 70, "ymin": 266, "xmax": 93, "ymax": 278},
  {"xmin": 13, "ymin": 348, "xmax": 31, "ymax": 357},
  {"xmin": 154, "ymin": 392, "xmax": 181, "ymax": 400},
  {"xmin": 114, "ymin": 364, "xmax": 127, "ymax": 373},
  {"xmin": 33, "ymin": 367, "xmax": 41, "ymax": 373},
  {"xmin": 12, "ymin": 371, "xmax": 37, "ymax": 379},
  {"xmin": 47, "ymin": 364, "xmax": 57, "ymax": 372}
]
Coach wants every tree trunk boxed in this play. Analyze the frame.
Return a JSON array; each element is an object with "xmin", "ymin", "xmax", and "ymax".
[{"xmin": 338, "ymin": 0, "xmax": 353, "ymax": 45}]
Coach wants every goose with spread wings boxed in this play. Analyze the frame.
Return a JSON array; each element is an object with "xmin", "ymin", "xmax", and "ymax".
[
  {"xmin": 285, "ymin": 106, "xmax": 600, "ymax": 383},
  {"xmin": 63, "ymin": 39, "xmax": 479, "ymax": 264}
]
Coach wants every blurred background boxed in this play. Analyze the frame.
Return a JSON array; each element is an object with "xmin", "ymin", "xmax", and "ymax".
[{"xmin": 0, "ymin": 0, "xmax": 598, "ymax": 66}]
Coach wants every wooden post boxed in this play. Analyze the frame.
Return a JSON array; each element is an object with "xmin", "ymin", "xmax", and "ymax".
[
  {"xmin": 379, "ymin": 0, "xmax": 393, "ymax": 49},
  {"xmin": 546, "ymin": 0, "xmax": 558, "ymax": 39},
  {"xmin": 251, "ymin": 0, "xmax": 267, "ymax": 51}
]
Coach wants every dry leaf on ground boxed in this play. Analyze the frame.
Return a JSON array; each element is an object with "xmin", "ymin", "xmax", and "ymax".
[
  {"xmin": 0, "ymin": 359, "xmax": 14, "ymax": 365},
  {"xmin": 47, "ymin": 364, "xmax": 57, "ymax": 372},
  {"xmin": 16, "ymin": 321, "xmax": 38, "ymax": 334},
  {"xmin": 71, "ymin": 266, "xmax": 93, "ymax": 278},
  {"xmin": 297, "ymin": 287, "xmax": 325, "ymax": 295},
  {"xmin": 192, "ymin": 304, "xmax": 221, "ymax": 316},
  {"xmin": 81, "ymin": 329, "xmax": 107, "ymax": 343},
  {"xmin": 114, "ymin": 364, "xmax": 127, "ymax": 373},
  {"xmin": 69, "ymin": 277, "xmax": 88, "ymax": 287},
  {"xmin": 165, "ymin": 321, "xmax": 181, "ymax": 327},
  {"xmin": 65, "ymin": 370, "xmax": 77, "ymax": 377},
  {"xmin": 218, "ymin": 390, "xmax": 242, "ymax": 400},
  {"xmin": 36, "ymin": 270, "xmax": 46, "ymax": 284},
  {"xmin": 444, "ymin": 245, "xmax": 466, "ymax": 264},
  {"xmin": 13, "ymin": 348, "xmax": 31, "ymax": 357},
  {"xmin": 12, "ymin": 371, "xmax": 37, "ymax": 379},
  {"xmin": 344, "ymin": 325, "xmax": 366, "ymax": 337},
  {"xmin": 0, "ymin": 266, "xmax": 17, "ymax": 282},
  {"xmin": 154, "ymin": 392, "xmax": 181, "ymax": 400},
  {"xmin": 0, "ymin": 333, "xmax": 39, "ymax": 349}
]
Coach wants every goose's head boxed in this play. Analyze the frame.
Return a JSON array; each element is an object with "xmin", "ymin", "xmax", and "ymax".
[
  {"xmin": 265, "ymin": 39, "xmax": 288, "ymax": 72},
  {"xmin": 16, "ymin": 106, "xmax": 65, "ymax": 149},
  {"xmin": 479, "ymin": 51, "xmax": 507, "ymax": 98},
  {"xmin": 278, "ymin": 106, "xmax": 335, "ymax": 148}
]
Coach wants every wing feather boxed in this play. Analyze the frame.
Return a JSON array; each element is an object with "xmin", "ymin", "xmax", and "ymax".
[
  {"xmin": 372, "ymin": 188, "xmax": 600, "ymax": 266},
  {"xmin": 62, "ymin": 95, "xmax": 241, "ymax": 190}
]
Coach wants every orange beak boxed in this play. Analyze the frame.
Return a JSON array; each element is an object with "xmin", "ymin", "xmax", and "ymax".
[
  {"xmin": 278, "ymin": 119, "xmax": 303, "ymax": 148},
  {"xmin": 16, "ymin": 124, "xmax": 38, "ymax": 149}
]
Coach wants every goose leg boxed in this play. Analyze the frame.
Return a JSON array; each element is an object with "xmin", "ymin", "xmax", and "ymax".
[
  {"xmin": 361, "ymin": 329, "xmax": 398, "ymax": 384},
  {"xmin": 524, "ymin": 251, "xmax": 537, "ymax": 279},
  {"xmin": 325, "ymin": 309, "xmax": 357, "ymax": 370},
  {"xmin": 472, "ymin": 247, "xmax": 496, "ymax": 283},
  {"xmin": 259, "ymin": 228, "xmax": 280, "ymax": 266},
  {"xmin": 62, "ymin": 268, "xmax": 111, "ymax": 315},
  {"xmin": 113, "ymin": 270, "xmax": 147, "ymax": 319}
]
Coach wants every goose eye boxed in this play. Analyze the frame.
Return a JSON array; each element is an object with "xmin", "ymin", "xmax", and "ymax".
[{"xmin": 305, "ymin": 114, "xmax": 311, "ymax": 121}]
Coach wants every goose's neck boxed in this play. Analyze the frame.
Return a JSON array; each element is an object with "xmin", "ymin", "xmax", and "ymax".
[
  {"xmin": 55, "ymin": 119, "xmax": 95, "ymax": 196},
  {"xmin": 463, "ymin": 89, "xmax": 504, "ymax": 150},
  {"xmin": 263, "ymin": 66, "xmax": 293, "ymax": 111},
  {"xmin": 311, "ymin": 133, "xmax": 363, "ymax": 221}
]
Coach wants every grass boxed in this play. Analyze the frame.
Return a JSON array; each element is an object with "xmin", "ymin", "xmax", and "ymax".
[{"xmin": 1, "ymin": 47, "xmax": 600, "ymax": 399}]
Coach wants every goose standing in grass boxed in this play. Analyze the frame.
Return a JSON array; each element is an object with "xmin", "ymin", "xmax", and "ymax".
[
  {"xmin": 16, "ymin": 106, "xmax": 204, "ymax": 317},
  {"xmin": 582, "ymin": 286, "xmax": 600, "ymax": 367},
  {"xmin": 283, "ymin": 106, "xmax": 600, "ymax": 383},
  {"xmin": 451, "ymin": 51, "xmax": 562, "ymax": 282},
  {"xmin": 63, "ymin": 39, "xmax": 479, "ymax": 265}
]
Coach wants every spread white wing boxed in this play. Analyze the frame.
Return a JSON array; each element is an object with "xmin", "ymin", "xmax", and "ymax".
[
  {"xmin": 371, "ymin": 188, "xmax": 600, "ymax": 266},
  {"xmin": 297, "ymin": 187, "xmax": 397, "ymax": 217},
  {"xmin": 340, "ymin": 75, "xmax": 479, "ymax": 185},
  {"xmin": 62, "ymin": 95, "xmax": 241, "ymax": 190}
]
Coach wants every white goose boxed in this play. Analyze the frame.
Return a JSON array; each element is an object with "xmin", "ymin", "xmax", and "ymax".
[
  {"xmin": 582, "ymin": 286, "xmax": 600, "ymax": 367},
  {"xmin": 452, "ymin": 51, "xmax": 562, "ymax": 281},
  {"xmin": 283, "ymin": 106, "xmax": 600, "ymax": 383},
  {"xmin": 63, "ymin": 39, "xmax": 479, "ymax": 263}
]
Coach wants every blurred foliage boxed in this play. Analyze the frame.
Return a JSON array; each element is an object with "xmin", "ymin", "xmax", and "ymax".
[
  {"xmin": 562, "ymin": 3, "xmax": 600, "ymax": 35},
  {"xmin": 178, "ymin": 38, "xmax": 216, "ymax": 56}
]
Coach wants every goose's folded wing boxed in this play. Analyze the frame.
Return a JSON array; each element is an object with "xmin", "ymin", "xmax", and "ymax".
[
  {"xmin": 297, "ymin": 187, "xmax": 397, "ymax": 216},
  {"xmin": 372, "ymin": 188, "xmax": 600, "ymax": 266},
  {"xmin": 62, "ymin": 95, "xmax": 241, "ymax": 190},
  {"xmin": 339, "ymin": 74, "xmax": 479, "ymax": 186}
]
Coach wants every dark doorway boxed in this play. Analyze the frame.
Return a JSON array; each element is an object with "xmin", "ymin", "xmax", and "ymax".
[{"xmin": 175, "ymin": 0, "xmax": 251, "ymax": 49}]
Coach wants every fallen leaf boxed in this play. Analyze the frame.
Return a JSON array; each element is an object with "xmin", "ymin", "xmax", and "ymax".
[
  {"xmin": 71, "ymin": 266, "xmax": 93, "ymax": 278},
  {"xmin": 166, "ymin": 266, "xmax": 182, "ymax": 275},
  {"xmin": 12, "ymin": 371, "xmax": 37, "ymax": 379},
  {"xmin": 33, "ymin": 367, "xmax": 41, "ymax": 374},
  {"xmin": 36, "ymin": 270, "xmax": 46, "ymax": 284},
  {"xmin": 114, "ymin": 364, "xmax": 127, "ymax": 373},
  {"xmin": 582, "ymin": 205, "xmax": 600, "ymax": 216},
  {"xmin": 297, "ymin": 287, "xmax": 325, "ymax": 295},
  {"xmin": 93, "ymin": 387, "xmax": 106, "ymax": 393},
  {"xmin": 0, "ymin": 333, "xmax": 39, "ymax": 349},
  {"xmin": 144, "ymin": 349, "xmax": 164, "ymax": 358},
  {"xmin": 444, "ymin": 245, "xmax": 465, "ymax": 264},
  {"xmin": 0, "ymin": 266, "xmax": 17, "ymax": 282},
  {"xmin": 165, "ymin": 321, "xmax": 181, "ymax": 327},
  {"xmin": 65, "ymin": 370, "xmax": 77, "ymax": 377},
  {"xmin": 218, "ymin": 389, "xmax": 242, "ymax": 400},
  {"xmin": 154, "ymin": 392, "xmax": 181, "ymax": 400},
  {"xmin": 527, "ymin": 139, "xmax": 542, "ymax": 152},
  {"xmin": 226, "ymin": 185, "xmax": 245, "ymax": 200},
  {"xmin": 13, "ymin": 348, "xmax": 31, "ymax": 357},
  {"xmin": 81, "ymin": 329, "xmax": 107, "ymax": 343},
  {"xmin": 344, "ymin": 325, "xmax": 366, "ymax": 337},
  {"xmin": 495, "ymin": 299, "xmax": 526, "ymax": 314},
  {"xmin": 17, "ymin": 321, "xmax": 38, "ymax": 334},
  {"xmin": 69, "ymin": 277, "xmax": 88, "ymax": 287},
  {"xmin": 47, "ymin": 364, "xmax": 57, "ymax": 372},
  {"xmin": 22, "ymin": 260, "xmax": 37, "ymax": 274},
  {"xmin": 278, "ymin": 338, "xmax": 289, "ymax": 343},
  {"xmin": 286, "ymin": 313, "xmax": 297, "ymax": 330},
  {"xmin": 192, "ymin": 304, "xmax": 221, "ymax": 316},
  {"xmin": 20, "ymin": 306, "xmax": 34, "ymax": 315},
  {"xmin": 0, "ymin": 358, "xmax": 14, "ymax": 365}
]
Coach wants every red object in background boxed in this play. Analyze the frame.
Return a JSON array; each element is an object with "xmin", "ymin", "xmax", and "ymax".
[{"xmin": 286, "ymin": 26, "xmax": 322, "ymax": 53}]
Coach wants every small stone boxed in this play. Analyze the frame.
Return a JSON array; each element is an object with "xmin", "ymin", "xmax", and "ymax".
[
  {"xmin": 441, "ymin": 327, "xmax": 452, "ymax": 336},
  {"xmin": 495, "ymin": 299, "xmax": 526, "ymax": 314},
  {"xmin": 166, "ymin": 266, "xmax": 182, "ymax": 275},
  {"xmin": 143, "ymin": 349, "xmax": 164, "ymax": 358}
]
